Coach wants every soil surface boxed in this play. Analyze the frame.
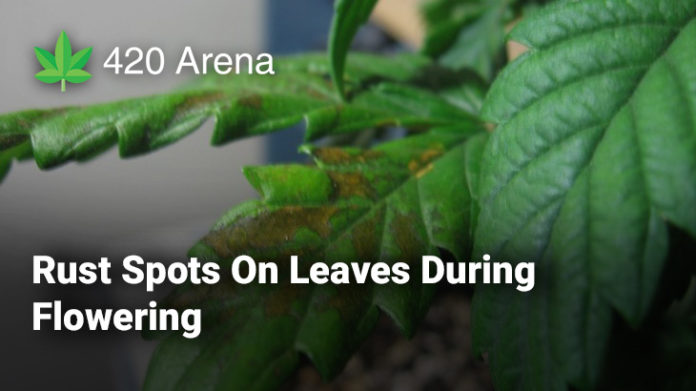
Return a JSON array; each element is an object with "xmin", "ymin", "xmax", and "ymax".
[{"xmin": 287, "ymin": 289, "xmax": 494, "ymax": 391}]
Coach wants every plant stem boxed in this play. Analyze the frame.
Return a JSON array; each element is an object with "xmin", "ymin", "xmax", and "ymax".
[{"xmin": 61, "ymin": 79, "xmax": 65, "ymax": 93}]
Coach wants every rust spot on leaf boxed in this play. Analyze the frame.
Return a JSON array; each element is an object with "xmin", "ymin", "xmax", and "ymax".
[
  {"xmin": 328, "ymin": 171, "xmax": 375, "ymax": 200},
  {"xmin": 408, "ymin": 145, "xmax": 444, "ymax": 174},
  {"xmin": 351, "ymin": 206, "xmax": 385, "ymax": 259},
  {"xmin": 265, "ymin": 283, "xmax": 303, "ymax": 317},
  {"xmin": 170, "ymin": 92, "xmax": 226, "ymax": 123},
  {"xmin": 183, "ymin": 91, "xmax": 226, "ymax": 109},
  {"xmin": 203, "ymin": 206, "xmax": 339, "ymax": 258},
  {"xmin": 325, "ymin": 284, "xmax": 372, "ymax": 320},
  {"xmin": 0, "ymin": 134, "xmax": 29, "ymax": 149},
  {"xmin": 391, "ymin": 212, "xmax": 424, "ymax": 262},
  {"xmin": 238, "ymin": 94, "xmax": 263, "ymax": 109},
  {"xmin": 305, "ymin": 86, "xmax": 331, "ymax": 100},
  {"xmin": 166, "ymin": 282, "xmax": 242, "ymax": 324},
  {"xmin": 313, "ymin": 147, "xmax": 383, "ymax": 165}
]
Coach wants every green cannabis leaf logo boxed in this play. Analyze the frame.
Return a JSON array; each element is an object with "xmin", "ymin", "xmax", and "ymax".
[{"xmin": 34, "ymin": 31, "xmax": 92, "ymax": 92}]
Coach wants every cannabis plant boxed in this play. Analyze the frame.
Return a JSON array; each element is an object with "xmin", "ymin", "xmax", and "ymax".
[{"xmin": 2, "ymin": 0, "xmax": 695, "ymax": 390}]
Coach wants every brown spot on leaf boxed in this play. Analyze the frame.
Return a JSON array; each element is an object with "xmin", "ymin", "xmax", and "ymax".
[{"xmin": 182, "ymin": 91, "xmax": 226, "ymax": 109}]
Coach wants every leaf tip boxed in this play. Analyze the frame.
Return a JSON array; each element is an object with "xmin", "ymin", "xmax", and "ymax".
[{"xmin": 242, "ymin": 165, "xmax": 265, "ymax": 196}]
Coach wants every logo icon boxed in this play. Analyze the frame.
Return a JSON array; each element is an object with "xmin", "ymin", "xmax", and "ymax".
[{"xmin": 34, "ymin": 31, "xmax": 92, "ymax": 92}]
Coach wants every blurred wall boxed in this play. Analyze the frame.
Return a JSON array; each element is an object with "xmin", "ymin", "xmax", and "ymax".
[{"xmin": 0, "ymin": 1, "xmax": 265, "ymax": 389}]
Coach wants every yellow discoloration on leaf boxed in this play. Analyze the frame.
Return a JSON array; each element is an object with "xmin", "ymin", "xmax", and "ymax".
[
  {"xmin": 407, "ymin": 145, "xmax": 444, "ymax": 174},
  {"xmin": 415, "ymin": 163, "xmax": 434, "ymax": 179},
  {"xmin": 419, "ymin": 146, "xmax": 443, "ymax": 162}
]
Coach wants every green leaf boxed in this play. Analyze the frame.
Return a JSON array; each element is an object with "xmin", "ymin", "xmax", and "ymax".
[
  {"xmin": 34, "ymin": 47, "xmax": 57, "ymax": 70},
  {"xmin": 65, "ymin": 69, "xmax": 91, "ymax": 84},
  {"xmin": 144, "ymin": 128, "xmax": 487, "ymax": 391},
  {"xmin": 599, "ymin": 277, "xmax": 696, "ymax": 391},
  {"xmin": 69, "ymin": 47, "xmax": 92, "ymax": 70},
  {"xmin": 34, "ymin": 69, "xmax": 62, "ymax": 84},
  {"xmin": 473, "ymin": 1, "xmax": 696, "ymax": 390},
  {"xmin": 422, "ymin": 0, "xmax": 512, "ymax": 80},
  {"xmin": 421, "ymin": 0, "xmax": 555, "ymax": 80},
  {"xmin": 55, "ymin": 31, "xmax": 72, "ymax": 76},
  {"xmin": 0, "ymin": 111, "xmax": 45, "ymax": 180},
  {"xmin": 328, "ymin": 0, "xmax": 379, "ymax": 99},
  {"xmin": 0, "ymin": 53, "xmax": 478, "ymax": 182}
]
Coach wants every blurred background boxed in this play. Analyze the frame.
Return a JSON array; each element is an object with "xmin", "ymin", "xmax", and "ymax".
[{"xmin": 0, "ymin": 1, "xmax": 493, "ymax": 390}]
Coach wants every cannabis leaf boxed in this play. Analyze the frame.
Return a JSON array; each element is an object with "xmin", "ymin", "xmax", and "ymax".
[
  {"xmin": 34, "ymin": 31, "xmax": 92, "ymax": 92},
  {"xmin": 473, "ymin": 0, "xmax": 696, "ymax": 390},
  {"xmin": 421, "ymin": 0, "xmax": 552, "ymax": 80},
  {"xmin": 144, "ymin": 128, "xmax": 487, "ymax": 391},
  {"xmin": 329, "ymin": 0, "xmax": 379, "ymax": 99},
  {"xmin": 422, "ymin": 0, "xmax": 513, "ymax": 81},
  {"xmin": 0, "ymin": 53, "xmax": 480, "ymax": 184}
]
